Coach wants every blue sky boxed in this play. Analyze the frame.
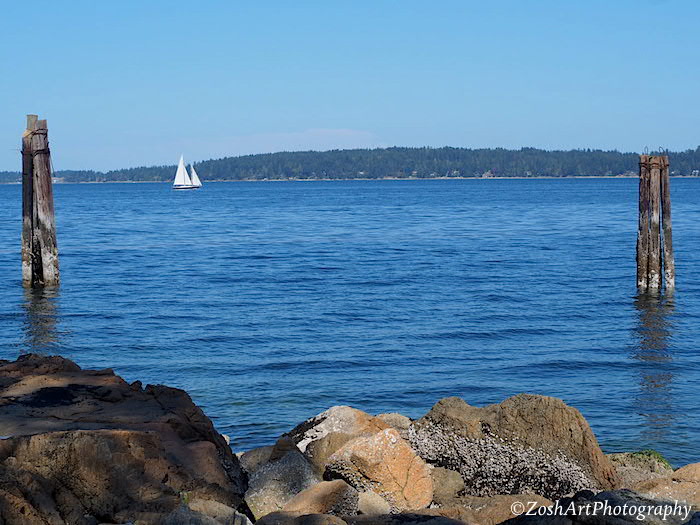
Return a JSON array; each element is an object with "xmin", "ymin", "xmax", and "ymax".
[{"xmin": 1, "ymin": 0, "xmax": 698, "ymax": 171}]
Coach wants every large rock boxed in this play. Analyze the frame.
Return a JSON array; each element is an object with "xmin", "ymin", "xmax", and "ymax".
[
  {"xmin": 431, "ymin": 467, "xmax": 465, "ymax": 505},
  {"xmin": 164, "ymin": 504, "xmax": 253, "ymax": 525},
  {"xmin": 376, "ymin": 413, "xmax": 412, "ymax": 441},
  {"xmin": 305, "ymin": 433, "xmax": 357, "ymax": 473},
  {"xmin": 286, "ymin": 406, "xmax": 390, "ymax": 453},
  {"xmin": 189, "ymin": 498, "xmax": 254, "ymax": 524},
  {"xmin": 608, "ymin": 451, "xmax": 673, "ymax": 488},
  {"xmin": 0, "ymin": 354, "xmax": 248, "ymax": 524},
  {"xmin": 357, "ymin": 491, "xmax": 391, "ymax": 515},
  {"xmin": 239, "ymin": 445, "xmax": 274, "ymax": 475},
  {"xmin": 325, "ymin": 428, "xmax": 433, "ymax": 512},
  {"xmin": 258, "ymin": 513, "xmax": 465, "ymax": 525},
  {"xmin": 409, "ymin": 395, "xmax": 620, "ymax": 500},
  {"xmin": 633, "ymin": 462, "xmax": 700, "ymax": 509},
  {"xmin": 347, "ymin": 514, "xmax": 465, "ymax": 524},
  {"xmin": 257, "ymin": 512, "xmax": 348, "ymax": 525},
  {"xmin": 459, "ymin": 494, "xmax": 551, "ymax": 525},
  {"xmin": 245, "ymin": 450, "xmax": 321, "ymax": 519},
  {"xmin": 417, "ymin": 492, "xmax": 550, "ymax": 524},
  {"xmin": 283, "ymin": 480, "xmax": 359, "ymax": 516}
]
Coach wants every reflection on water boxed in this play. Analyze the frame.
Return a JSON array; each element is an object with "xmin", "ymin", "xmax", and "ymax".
[
  {"xmin": 21, "ymin": 287, "xmax": 61, "ymax": 353},
  {"xmin": 633, "ymin": 293, "xmax": 676, "ymax": 444}
]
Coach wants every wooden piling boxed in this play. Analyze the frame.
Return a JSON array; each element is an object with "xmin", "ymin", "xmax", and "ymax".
[
  {"xmin": 21, "ymin": 115, "xmax": 59, "ymax": 287},
  {"xmin": 637, "ymin": 154, "xmax": 672, "ymax": 293},
  {"xmin": 21, "ymin": 116, "xmax": 37, "ymax": 284},
  {"xmin": 660, "ymin": 156, "xmax": 675, "ymax": 291},
  {"xmin": 636, "ymin": 155, "xmax": 650, "ymax": 290},
  {"xmin": 648, "ymin": 157, "xmax": 662, "ymax": 290}
]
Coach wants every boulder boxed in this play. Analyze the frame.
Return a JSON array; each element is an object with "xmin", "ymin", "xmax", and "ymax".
[
  {"xmin": 459, "ymin": 494, "xmax": 551, "ymax": 525},
  {"xmin": 239, "ymin": 445, "xmax": 274, "ymax": 475},
  {"xmin": 325, "ymin": 428, "xmax": 433, "ymax": 512},
  {"xmin": 357, "ymin": 491, "xmax": 391, "ymax": 515},
  {"xmin": 431, "ymin": 467, "xmax": 465, "ymax": 505},
  {"xmin": 414, "ymin": 506, "xmax": 476, "ymax": 523},
  {"xmin": 633, "ymin": 462, "xmax": 700, "ymax": 508},
  {"xmin": 164, "ymin": 504, "xmax": 253, "ymax": 525},
  {"xmin": 245, "ymin": 450, "xmax": 321, "ymax": 519},
  {"xmin": 504, "ymin": 489, "xmax": 697, "ymax": 524},
  {"xmin": 189, "ymin": 498, "xmax": 254, "ymax": 524},
  {"xmin": 258, "ymin": 512, "xmax": 348, "ymax": 525},
  {"xmin": 608, "ymin": 451, "xmax": 673, "ymax": 488},
  {"xmin": 376, "ymin": 413, "xmax": 412, "ymax": 440},
  {"xmin": 283, "ymin": 480, "xmax": 359, "ymax": 516},
  {"xmin": 0, "ymin": 354, "xmax": 248, "ymax": 524},
  {"xmin": 286, "ymin": 406, "xmax": 390, "ymax": 453},
  {"xmin": 409, "ymin": 395, "xmax": 620, "ymax": 500},
  {"xmin": 416, "ymin": 493, "xmax": 550, "ymax": 524},
  {"xmin": 271, "ymin": 437, "xmax": 301, "ymax": 461},
  {"xmin": 305, "ymin": 432, "xmax": 357, "ymax": 473},
  {"xmin": 347, "ymin": 514, "xmax": 465, "ymax": 524}
]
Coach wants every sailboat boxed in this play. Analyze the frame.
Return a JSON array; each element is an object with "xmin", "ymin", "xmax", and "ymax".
[
  {"xmin": 172, "ymin": 155, "xmax": 203, "ymax": 190},
  {"xmin": 189, "ymin": 164, "xmax": 202, "ymax": 188}
]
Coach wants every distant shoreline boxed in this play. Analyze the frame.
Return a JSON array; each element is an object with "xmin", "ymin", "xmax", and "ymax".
[
  {"xmin": 1, "ymin": 175, "xmax": 699, "ymax": 185},
  {"xmin": 1, "ymin": 175, "xmax": 700, "ymax": 185}
]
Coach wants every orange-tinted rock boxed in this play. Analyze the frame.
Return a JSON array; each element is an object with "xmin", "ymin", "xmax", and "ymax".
[
  {"xmin": 633, "ymin": 462, "xmax": 700, "ymax": 508},
  {"xmin": 326, "ymin": 428, "xmax": 433, "ymax": 511}
]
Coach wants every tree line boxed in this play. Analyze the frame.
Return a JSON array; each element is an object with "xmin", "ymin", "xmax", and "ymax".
[{"xmin": 2, "ymin": 146, "xmax": 700, "ymax": 183}]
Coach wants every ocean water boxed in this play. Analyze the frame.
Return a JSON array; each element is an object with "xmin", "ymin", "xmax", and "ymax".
[{"xmin": 0, "ymin": 179, "xmax": 698, "ymax": 466}]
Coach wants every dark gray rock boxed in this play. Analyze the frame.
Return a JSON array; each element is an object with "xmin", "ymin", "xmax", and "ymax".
[
  {"xmin": 239, "ymin": 445, "xmax": 274, "ymax": 475},
  {"xmin": 244, "ymin": 450, "xmax": 322, "ymax": 519}
]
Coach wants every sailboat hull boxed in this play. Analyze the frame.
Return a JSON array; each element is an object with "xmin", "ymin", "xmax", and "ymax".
[{"xmin": 173, "ymin": 185, "xmax": 200, "ymax": 190}]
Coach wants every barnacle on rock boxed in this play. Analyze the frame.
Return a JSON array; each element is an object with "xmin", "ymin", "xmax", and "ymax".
[{"xmin": 408, "ymin": 420, "xmax": 594, "ymax": 500}]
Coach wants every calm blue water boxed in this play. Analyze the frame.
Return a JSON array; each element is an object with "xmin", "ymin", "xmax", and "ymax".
[{"xmin": 1, "ymin": 179, "xmax": 699, "ymax": 466}]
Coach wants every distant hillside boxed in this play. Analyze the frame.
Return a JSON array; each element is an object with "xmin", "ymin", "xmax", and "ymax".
[{"xmin": 3, "ymin": 146, "xmax": 700, "ymax": 183}]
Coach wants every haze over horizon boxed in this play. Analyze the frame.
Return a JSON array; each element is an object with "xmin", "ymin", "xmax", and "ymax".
[{"xmin": 2, "ymin": 0, "xmax": 698, "ymax": 172}]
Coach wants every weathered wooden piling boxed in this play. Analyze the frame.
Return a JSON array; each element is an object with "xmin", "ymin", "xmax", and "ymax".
[
  {"xmin": 648, "ymin": 157, "xmax": 662, "ymax": 290},
  {"xmin": 636, "ymin": 155, "xmax": 650, "ymax": 290},
  {"xmin": 636, "ymin": 154, "xmax": 672, "ymax": 293},
  {"xmin": 21, "ymin": 115, "xmax": 59, "ymax": 287},
  {"xmin": 660, "ymin": 156, "xmax": 675, "ymax": 291}
]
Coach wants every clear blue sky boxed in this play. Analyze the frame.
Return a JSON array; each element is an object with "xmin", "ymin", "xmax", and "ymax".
[{"xmin": 1, "ymin": 0, "xmax": 698, "ymax": 171}]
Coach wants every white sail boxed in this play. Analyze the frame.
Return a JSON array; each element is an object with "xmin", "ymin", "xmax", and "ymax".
[
  {"xmin": 189, "ymin": 164, "xmax": 202, "ymax": 187},
  {"xmin": 173, "ymin": 155, "xmax": 192, "ymax": 187}
]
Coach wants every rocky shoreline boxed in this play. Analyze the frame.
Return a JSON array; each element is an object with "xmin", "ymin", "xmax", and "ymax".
[{"xmin": 0, "ymin": 354, "xmax": 697, "ymax": 525}]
